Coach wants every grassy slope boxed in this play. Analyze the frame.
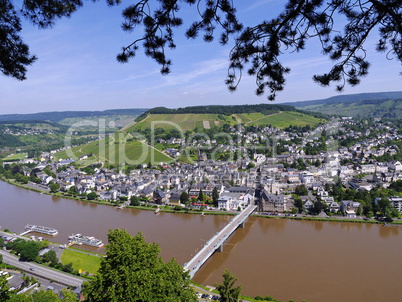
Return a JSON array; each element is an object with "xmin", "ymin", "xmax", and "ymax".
[
  {"xmin": 247, "ymin": 111, "xmax": 324, "ymax": 128},
  {"xmin": 3, "ymin": 153, "xmax": 28, "ymax": 161},
  {"xmin": 54, "ymin": 137, "xmax": 171, "ymax": 165},
  {"xmin": 127, "ymin": 111, "xmax": 324, "ymax": 132},
  {"xmin": 126, "ymin": 113, "xmax": 236, "ymax": 132},
  {"xmin": 54, "ymin": 110, "xmax": 324, "ymax": 165}
]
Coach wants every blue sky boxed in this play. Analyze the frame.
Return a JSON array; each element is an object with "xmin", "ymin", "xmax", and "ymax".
[{"xmin": 1, "ymin": 0, "xmax": 401, "ymax": 114}]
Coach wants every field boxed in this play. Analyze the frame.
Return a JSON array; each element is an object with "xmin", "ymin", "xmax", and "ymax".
[
  {"xmin": 58, "ymin": 114, "xmax": 139, "ymax": 129},
  {"xmin": 60, "ymin": 248, "xmax": 102, "ymax": 275},
  {"xmin": 54, "ymin": 135, "xmax": 172, "ymax": 166},
  {"xmin": 54, "ymin": 109, "xmax": 325, "ymax": 166},
  {"xmin": 234, "ymin": 112, "xmax": 265, "ymax": 124},
  {"xmin": 3, "ymin": 153, "xmax": 28, "ymax": 161},
  {"xmin": 245, "ymin": 111, "xmax": 325, "ymax": 128},
  {"xmin": 126, "ymin": 113, "xmax": 236, "ymax": 132},
  {"xmin": 126, "ymin": 111, "xmax": 325, "ymax": 132}
]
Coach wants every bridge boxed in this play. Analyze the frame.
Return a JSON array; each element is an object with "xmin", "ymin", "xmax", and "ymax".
[{"xmin": 183, "ymin": 204, "xmax": 257, "ymax": 278}]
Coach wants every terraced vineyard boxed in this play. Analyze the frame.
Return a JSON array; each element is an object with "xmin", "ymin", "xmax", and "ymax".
[
  {"xmin": 127, "ymin": 111, "xmax": 325, "ymax": 132},
  {"xmin": 126, "ymin": 113, "xmax": 236, "ymax": 132},
  {"xmin": 55, "ymin": 135, "xmax": 172, "ymax": 166}
]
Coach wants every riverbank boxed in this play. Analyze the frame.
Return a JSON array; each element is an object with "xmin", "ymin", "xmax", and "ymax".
[
  {"xmin": 3, "ymin": 178, "xmax": 402, "ymax": 226},
  {"xmin": 253, "ymin": 213, "xmax": 402, "ymax": 225},
  {"xmin": 0, "ymin": 178, "xmax": 238, "ymax": 216}
]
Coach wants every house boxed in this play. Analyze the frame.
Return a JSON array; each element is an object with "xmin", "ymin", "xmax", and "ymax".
[
  {"xmin": 388, "ymin": 161, "xmax": 402, "ymax": 172},
  {"xmin": 168, "ymin": 191, "xmax": 182, "ymax": 206},
  {"xmin": 303, "ymin": 200, "xmax": 315, "ymax": 212},
  {"xmin": 328, "ymin": 201, "xmax": 340, "ymax": 213},
  {"xmin": 390, "ymin": 197, "xmax": 402, "ymax": 212},
  {"xmin": 340, "ymin": 200, "xmax": 362, "ymax": 217},
  {"xmin": 153, "ymin": 189, "xmax": 168, "ymax": 204},
  {"xmin": 218, "ymin": 195, "xmax": 233, "ymax": 211},
  {"xmin": 348, "ymin": 179, "xmax": 373, "ymax": 191},
  {"xmin": 375, "ymin": 197, "xmax": 402, "ymax": 213},
  {"xmin": 260, "ymin": 190, "xmax": 285, "ymax": 212},
  {"xmin": 359, "ymin": 164, "xmax": 376, "ymax": 174},
  {"xmin": 99, "ymin": 190, "xmax": 117, "ymax": 201},
  {"xmin": 7, "ymin": 275, "xmax": 25, "ymax": 291}
]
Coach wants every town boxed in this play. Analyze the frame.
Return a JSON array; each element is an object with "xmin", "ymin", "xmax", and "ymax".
[{"xmin": 2, "ymin": 116, "xmax": 401, "ymax": 222}]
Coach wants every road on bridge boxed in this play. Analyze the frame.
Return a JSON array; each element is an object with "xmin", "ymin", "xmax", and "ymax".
[
  {"xmin": 0, "ymin": 249, "xmax": 85, "ymax": 287},
  {"xmin": 184, "ymin": 204, "xmax": 257, "ymax": 277}
]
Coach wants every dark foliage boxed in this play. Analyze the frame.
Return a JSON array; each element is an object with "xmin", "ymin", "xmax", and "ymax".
[
  {"xmin": 135, "ymin": 103, "xmax": 313, "ymax": 121},
  {"xmin": 115, "ymin": 0, "xmax": 402, "ymax": 100},
  {"xmin": 2, "ymin": 1, "xmax": 401, "ymax": 100}
]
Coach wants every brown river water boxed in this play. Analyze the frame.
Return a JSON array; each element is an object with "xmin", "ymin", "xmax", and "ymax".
[{"xmin": 1, "ymin": 181, "xmax": 401, "ymax": 302}]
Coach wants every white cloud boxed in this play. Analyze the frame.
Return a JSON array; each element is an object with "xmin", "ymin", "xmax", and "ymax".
[{"xmin": 243, "ymin": 0, "xmax": 279, "ymax": 13}]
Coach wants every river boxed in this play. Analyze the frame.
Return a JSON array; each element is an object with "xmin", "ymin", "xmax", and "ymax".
[{"xmin": 1, "ymin": 181, "xmax": 401, "ymax": 301}]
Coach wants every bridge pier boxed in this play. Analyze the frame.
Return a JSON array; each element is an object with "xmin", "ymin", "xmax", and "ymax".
[
  {"xmin": 217, "ymin": 244, "xmax": 223, "ymax": 252},
  {"xmin": 239, "ymin": 221, "xmax": 244, "ymax": 228}
]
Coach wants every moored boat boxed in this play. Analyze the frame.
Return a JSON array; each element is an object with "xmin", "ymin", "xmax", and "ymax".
[
  {"xmin": 68, "ymin": 233, "xmax": 104, "ymax": 248},
  {"xmin": 25, "ymin": 224, "xmax": 58, "ymax": 236}
]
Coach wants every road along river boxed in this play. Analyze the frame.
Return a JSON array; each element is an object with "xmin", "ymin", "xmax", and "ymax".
[{"xmin": 1, "ymin": 181, "xmax": 401, "ymax": 302}]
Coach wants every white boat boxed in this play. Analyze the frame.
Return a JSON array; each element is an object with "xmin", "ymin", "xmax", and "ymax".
[
  {"xmin": 25, "ymin": 224, "xmax": 58, "ymax": 236},
  {"xmin": 68, "ymin": 233, "xmax": 104, "ymax": 248},
  {"xmin": 155, "ymin": 207, "xmax": 160, "ymax": 214}
]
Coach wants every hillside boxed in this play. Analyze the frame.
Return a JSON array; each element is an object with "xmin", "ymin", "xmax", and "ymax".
[
  {"xmin": 54, "ymin": 134, "xmax": 172, "ymax": 167},
  {"xmin": 0, "ymin": 108, "xmax": 148, "ymax": 123},
  {"xmin": 287, "ymin": 91, "xmax": 402, "ymax": 118},
  {"xmin": 128, "ymin": 104, "xmax": 326, "ymax": 132},
  {"xmin": 289, "ymin": 91, "xmax": 402, "ymax": 107},
  {"xmin": 0, "ymin": 121, "xmax": 92, "ymax": 158}
]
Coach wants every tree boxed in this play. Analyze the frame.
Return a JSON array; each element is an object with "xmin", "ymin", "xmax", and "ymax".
[
  {"xmin": 130, "ymin": 195, "xmax": 141, "ymax": 206},
  {"xmin": 23, "ymin": 289, "xmax": 61, "ymax": 302},
  {"xmin": 82, "ymin": 229, "xmax": 196, "ymax": 302},
  {"xmin": 180, "ymin": 191, "xmax": 189, "ymax": 205},
  {"xmin": 42, "ymin": 250, "xmax": 59, "ymax": 267},
  {"xmin": 293, "ymin": 196, "xmax": 303, "ymax": 214},
  {"xmin": 212, "ymin": 187, "xmax": 220, "ymax": 207},
  {"xmin": 0, "ymin": 274, "xmax": 11, "ymax": 302},
  {"xmin": 59, "ymin": 289, "xmax": 78, "ymax": 302},
  {"xmin": 377, "ymin": 197, "xmax": 391, "ymax": 217},
  {"xmin": 87, "ymin": 192, "xmax": 98, "ymax": 200},
  {"xmin": 19, "ymin": 240, "xmax": 40, "ymax": 261},
  {"xmin": 49, "ymin": 183, "xmax": 60, "ymax": 193},
  {"xmin": 2, "ymin": 1, "xmax": 401, "ymax": 100},
  {"xmin": 215, "ymin": 268, "xmax": 242, "ymax": 302},
  {"xmin": 197, "ymin": 188, "xmax": 205, "ymax": 202},
  {"xmin": 313, "ymin": 200, "xmax": 324, "ymax": 215},
  {"xmin": 294, "ymin": 185, "xmax": 308, "ymax": 196}
]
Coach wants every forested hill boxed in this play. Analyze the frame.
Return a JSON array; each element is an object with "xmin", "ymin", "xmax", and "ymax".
[
  {"xmin": 0, "ymin": 108, "xmax": 148, "ymax": 123},
  {"xmin": 287, "ymin": 91, "xmax": 402, "ymax": 107},
  {"xmin": 136, "ymin": 103, "xmax": 321, "ymax": 121},
  {"xmin": 290, "ymin": 96, "xmax": 402, "ymax": 119}
]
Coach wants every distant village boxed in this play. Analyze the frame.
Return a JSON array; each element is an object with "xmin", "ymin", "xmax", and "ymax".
[{"xmin": 2, "ymin": 116, "xmax": 402, "ymax": 219}]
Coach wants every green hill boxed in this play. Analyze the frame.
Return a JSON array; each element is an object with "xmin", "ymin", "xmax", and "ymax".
[
  {"xmin": 54, "ymin": 134, "xmax": 172, "ymax": 167},
  {"xmin": 128, "ymin": 104, "xmax": 326, "ymax": 132},
  {"xmin": 287, "ymin": 91, "xmax": 402, "ymax": 118},
  {"xmin": 0, "ymin": 108, "xmax": 148, "ymax": 123},
  {"xmin": 295, "ymin": 98, "xmax": 402, "ymax": 118}
]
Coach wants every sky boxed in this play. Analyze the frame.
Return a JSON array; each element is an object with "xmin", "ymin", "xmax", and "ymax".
[{"xmin": 1, "ymin": 0, "xmax": 401, "ymax": 115}]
